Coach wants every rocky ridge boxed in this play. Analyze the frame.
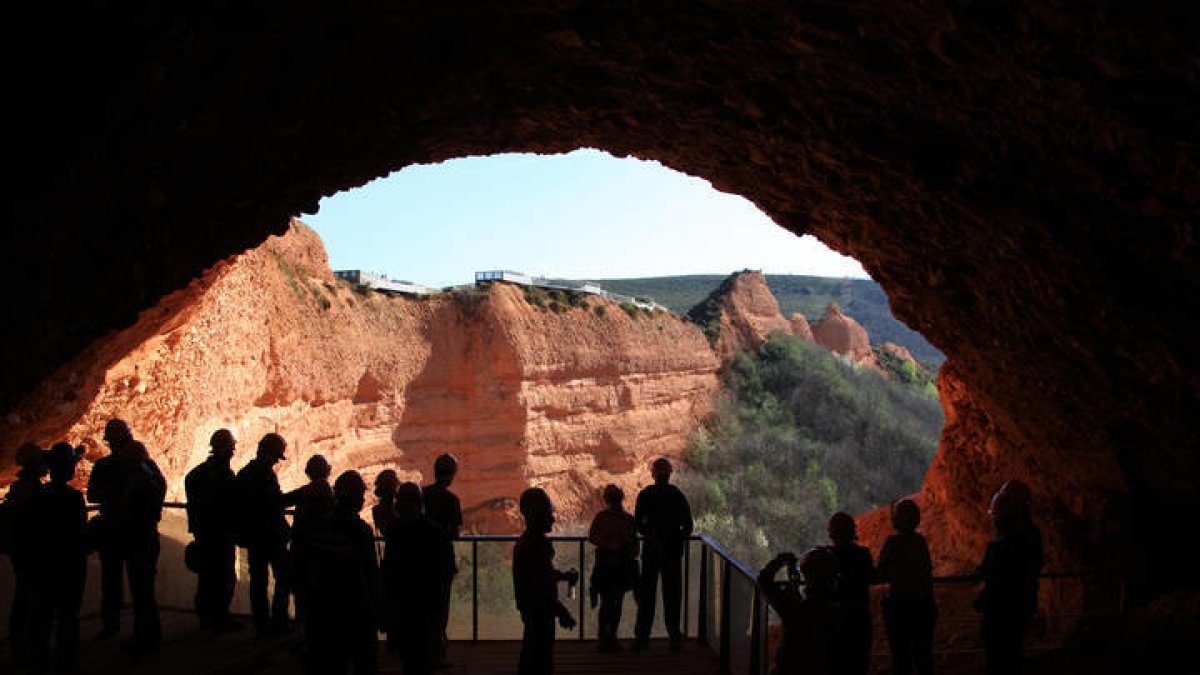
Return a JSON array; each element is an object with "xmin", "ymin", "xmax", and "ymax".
[{"xmin": 0, "ymin": 222, "xmax": 720, "ymax": 531}]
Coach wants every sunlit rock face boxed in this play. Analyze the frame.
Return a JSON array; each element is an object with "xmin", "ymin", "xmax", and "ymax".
[
  {"xmin": 711, "ymin": 271, "xmax": 801, "ymax": 358},
  {"xmin": 0, "ymin": 222, "xmax": 719, "ymax": 532},
  {"xmin": 4, "ymin": 3, "xmax": 1197, "ymax": 598},
  {"xmin": 812, "ymin": 303, "xmax": 877, "ymax": 368}
]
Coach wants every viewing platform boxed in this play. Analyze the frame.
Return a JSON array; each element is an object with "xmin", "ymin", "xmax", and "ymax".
[{"xmin": 0, "ymin": 506, "xmax": 1111, "ymax": 674}]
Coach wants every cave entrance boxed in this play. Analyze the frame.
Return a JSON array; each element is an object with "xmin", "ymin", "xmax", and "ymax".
[{"xmin": 291, "ymin": 148, "xmax": 947, "ymax": 561}]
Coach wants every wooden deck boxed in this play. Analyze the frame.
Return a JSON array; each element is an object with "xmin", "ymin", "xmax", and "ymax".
[{"xmin": 4, "ymin": 609, "xmax": 718, "ymax": 674}]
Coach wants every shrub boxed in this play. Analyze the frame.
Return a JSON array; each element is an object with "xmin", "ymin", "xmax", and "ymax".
[
  {"xmin": 594, "ymin": 304, "xmax": 607, "ymax": 317},
  {"xmin": 682, "ymin": 333, "xmax": 943, "ymax": 566},
  {"xmin": 619, "ymin": 302, "xmax": 639, "ymax": 319}
]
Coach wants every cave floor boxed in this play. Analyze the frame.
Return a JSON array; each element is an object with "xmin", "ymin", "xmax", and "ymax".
[{"xmin": 21, "ymin": 608, "xmax": 718, "ymax": 675}]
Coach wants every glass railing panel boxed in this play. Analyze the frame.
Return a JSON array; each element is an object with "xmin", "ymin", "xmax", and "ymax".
[{"xmin": 725, "ymin": 562, "xmax": 756, "ymax": 675}]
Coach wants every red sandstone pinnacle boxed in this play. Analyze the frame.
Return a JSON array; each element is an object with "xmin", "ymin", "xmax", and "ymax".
[
  {"xmin": 789, "ymin": 313, "xmax": 814, "ymax": 342},
  {"xmin": 812, "ymin": 302, "xmax": 876, "ymax": 367},
  {"xmin": 711, "ymin": 271, "xmax": 800, "ymax": 358}
]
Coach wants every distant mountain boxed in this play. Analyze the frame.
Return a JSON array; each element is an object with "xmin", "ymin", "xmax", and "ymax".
[{"xmin": 584, "ymin": 274, "xmax": 945, "ymax": 364}]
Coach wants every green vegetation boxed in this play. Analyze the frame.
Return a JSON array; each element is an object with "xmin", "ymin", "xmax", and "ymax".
[
  {"xmin": 684, "ymin": 273, "xmax": 740, "ymax": 343},
  {"xmin": 619, "ymin": 302, "xmax": 641, "ymax": 319},
  {"xmin": 590, "ymin": 274, "xmax": 944, "ymax": 364},
  {"xmin": 681, "ymin": 333, "xmax": 944, "ymax": 567}
]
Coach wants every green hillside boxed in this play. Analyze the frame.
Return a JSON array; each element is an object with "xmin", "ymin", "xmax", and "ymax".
[{"xmin": 587, "ymin": 274, "xmax": 945, "ymax": 364}]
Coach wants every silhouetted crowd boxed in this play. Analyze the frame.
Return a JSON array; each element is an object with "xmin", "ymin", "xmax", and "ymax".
[
  {"xmin": 760, "ymin": 481, "xmax": 1044, "ymax": 675},
  {"xmin": 2, "ymin": 420, "xmax": 1043, "ymax": 675}
]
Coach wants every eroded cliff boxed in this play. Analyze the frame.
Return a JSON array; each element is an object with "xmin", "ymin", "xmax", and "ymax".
[{"xmin": 0, "ymin": 222, "xmax": 719, "ymax": 531}]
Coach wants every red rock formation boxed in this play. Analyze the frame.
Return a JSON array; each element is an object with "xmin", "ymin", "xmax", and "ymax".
[
  {"xmin": 788, "ymin": 313, "xmax": 814, "ymax": 342},
  {"xmin": 0, "ymin": 221, "xmax": 720, "ymax": 532},
  {"xmin": 812, "ymin": 303, "xmax": 877, "ymax": 368},
  {"xmin": 710, "ymin": 271, "xmax": 797, "ymax": 358}
]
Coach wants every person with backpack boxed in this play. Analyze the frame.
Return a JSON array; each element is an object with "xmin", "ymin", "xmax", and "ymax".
[
  {"xmin": 825, "ymin": 512, "xmax": 875, "ymax": 675},
  {"xmin": 588, "ymin": 484, "xmax": 638, "ymax": 652},
  {"xmin": 876, "ymin": 499, "xmax": 936, "ymax": 675}
]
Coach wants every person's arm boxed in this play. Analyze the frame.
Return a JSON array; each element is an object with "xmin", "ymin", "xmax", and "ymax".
[
  {"xmin": 679, "ymin": 490, "xmax": 694, "ymax": 539},
  {"xmin": 634, "ymin": 490, "xmax": 649, "ymax": 536},
  {"xmin": 86, "ymin": 459, "xmax": 109, "ymax": 505},
  {"xmin": 757, "ymin": 552, "xmax": 797, "ymax": 612},
  {"xmin": 587, "ymin": 514, "xmax": 601, "ymax": 547},
  {"xmin": 876, "ymin": 539, "xmax": 892, "ymax": 584},
  {"xmin": 449, "ymin": 494, "xmax": 463, "ymax": 540}
]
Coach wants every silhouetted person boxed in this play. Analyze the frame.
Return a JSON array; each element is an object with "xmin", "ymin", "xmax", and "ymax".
[
  {"xmin": 234, "ymin": 432, "xmax": 291, "ymax": 636},
  {"xmin": 423, "ymin": 453, "xmax": 462, "ymax": 666},
  {"xmin": 974, "ymin": 481, "xmax": 1043, "ymax": 675},
  {"xmin": 3, "ymin": 442, "xmax": 47, "ymax": 666},
  {"xmin": 514, "ymin": 488, "xmax": 578, "ymax": 675},
  {"xmin": 757, "ymin": 548, "xmax": 842, "ymax": 675},
  {"xmin": 588, "ymin": 483, "xmax": 638, "ymax": 652},
  {"xmin": 876, "ymin": 499, "xmax": 936, "ymax": 675},
  {"xmin": 633, "ymin": 456, "xmax": 693, "ymax": 651},
  {"xmin": 303, "ymin": 471, "xmax": 380, "ymax": 675},
  {"xmin": 825, "ymin": 512, "xmax": 874, "ymax": 675},
  {"xmin": 185, "ymin": 429, "xmax": 240, "ymax": 631},
  {"xmin": 286, "ymin": 454, "xmax": 334, "ymax": 633},
  {"xmin": 372, "ymin": 469, "xmax": 400, "ymax": 537},
  {"xmin": 383, "ymin": 482, "xmax": 455, "ymax": 675},
  {"xmin": 86, "ymin": 419, "xmax": 166, "ymax": 654},
  {"xmin": 28, "ymin": 443, "xmax": 87, "ymax": 673}
]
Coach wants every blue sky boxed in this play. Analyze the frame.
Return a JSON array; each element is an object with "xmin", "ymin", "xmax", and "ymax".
[{"xmin": 301, "ymin": 149, "xmax": 868, "ymax": 288}]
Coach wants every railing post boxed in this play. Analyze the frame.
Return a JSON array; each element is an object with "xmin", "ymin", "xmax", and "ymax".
[
  {"xmin": 697, "ymin": 544, "xmax": 709, "ymax": 645},
  {"xmin": 579, "ymin": 538, "xmax": 586, "ymax": 640},
  {"xmin": 472, "ymin": 539, "xmax": 479, "ymax": 642},
  {"xmin": 720, "ymin": 559, "xmax": 731, "ymax": 675},
  {"xmin": 683, "ymin": 539, "xmax": 691, "ymax": 638}
]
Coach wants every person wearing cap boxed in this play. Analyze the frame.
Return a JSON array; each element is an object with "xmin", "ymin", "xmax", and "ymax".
[
  {"xmin": 757, "ymin": 548, "xmax": 842, "ymax": 675},
  {"xmin": 633, "ymin": 456, "xmax": 693, "ymax": 651},
  {"xmin": 285, "ymin": 454, "xmax": 335, "ymax": 633},
  {"xmin": 876, "ymin": 499, "xmax": 936, "ymax": 675},
  {"xmin": 3, "ymin": 442, "xmax": 47, "ymax": 665},
  {"xmin": 383, "ymin": 482, "xmax": 455, "ymax": 675},
  {"xmin": 27, "ymin": 442, "xmax": 87, "ymax": 671},
  {"xmin": 302, "ymin": 471, "xmax": 380, "ymax": 674},
  {"xmin": 587, "ymin": 483, "xmax": 638, "ymax": 652},
  {"xmin": 86, "ymin": 418, "xmax": 166, "ymax": 653},
  {"xmin": 513, "ymin": 487, "xmax": 577, "ymax": 675},
  {"xmin": 825, "ymin": 512, "xmax": 875, "ymax": 675},
  {"xmin": 234, "ymin": 432, "xmax": 292, "ymax": 636},
  {"xmin": 184, "ymin": 429, "xmax": 240, "ymax": 631},
  {"xmin": 423, "ymin": 453, "xmax": 463, "ymax": 665},
  {"xmin": 973, "ymin": 481, "xmax": 1044, "ymax": 675}
]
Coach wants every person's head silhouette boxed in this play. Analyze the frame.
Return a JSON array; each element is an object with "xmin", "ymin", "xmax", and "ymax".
[
  {"xmin": 800, "ymin": 547, "xmax": 839, "ymax": 601},
  {"xmin": 334, "ymin": 470, "xmax": 367, "ymax": 513},
  {"xmin": 305, "ymin": 454, "xmax": 331, "ymax": 482},
  {"xmin": 827, "ymin": 511, "xmax": 858, "ymax": 545},
  {"xmin": 103, "ymin": 419, "xmax": 133, "ymax": 452},
  {"xmin": 603, "ymin": 483, "xmax": 624, "ymax": 509},
  {"xmin": 209, "ymin": 428, "xmax": 236, "ymax": 463},
  {"xmin": 651, "ymin": 456, "xmax": 673, "ymax": 485},
  {"xmin": 519, "ymin": 487, "xmax": 554, "ymax": 533},
  {"xmin": 45, "ymin": 442, "xmax": 82, "ymax": 483},
  {"xmin": 394, "ymin": 481, "xmax": 422, "ymax": 520},
  {"xmin": 891, "ymin": 499, "xmax": 921, "ymax": 533},
  {"xmin": 256, "ymin": 433, "xmax": 287, "ymax": 466},
  {"xmin": 433, "ymin": 453, "xmax": 458, "ymax": 485},
  {"xmin": 14, "ymin": 442, "xmax": 46, "ymax": 478},
  {"xmin": 375, "ymin": 470, "xmax": 400, "ymax": 502}
]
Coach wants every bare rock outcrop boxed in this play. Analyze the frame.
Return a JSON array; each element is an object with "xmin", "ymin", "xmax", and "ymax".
[
  {"xmin": 708, "ymin": 271, "xmax": 797, "ymax": 358},
  {"xmin": 788, "ymin": 313, "xmax": 814, "ymax": 342},
  {"xmin": 0, "ymin": 221, "xmax": 720, "ymax": 532},
  {"xmin": 812, "ymin": 303, "xmax": 877, "ymax": 368}
]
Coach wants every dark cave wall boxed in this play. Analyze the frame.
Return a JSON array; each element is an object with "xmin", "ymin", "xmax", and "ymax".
[{"xmin": 4, "ymin": 2, "xmax": 1197, "ymax": 594}]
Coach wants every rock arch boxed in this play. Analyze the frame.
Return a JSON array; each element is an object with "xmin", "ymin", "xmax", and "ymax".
[{"xmin": 4, "ymin": 3, "xmax": 1196, "ymax": 597}]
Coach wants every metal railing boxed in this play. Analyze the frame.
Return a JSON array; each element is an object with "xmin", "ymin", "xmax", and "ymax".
[{"xmin": 2, "ymin": 504, "xmax": 1113, "ymax": 675}]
